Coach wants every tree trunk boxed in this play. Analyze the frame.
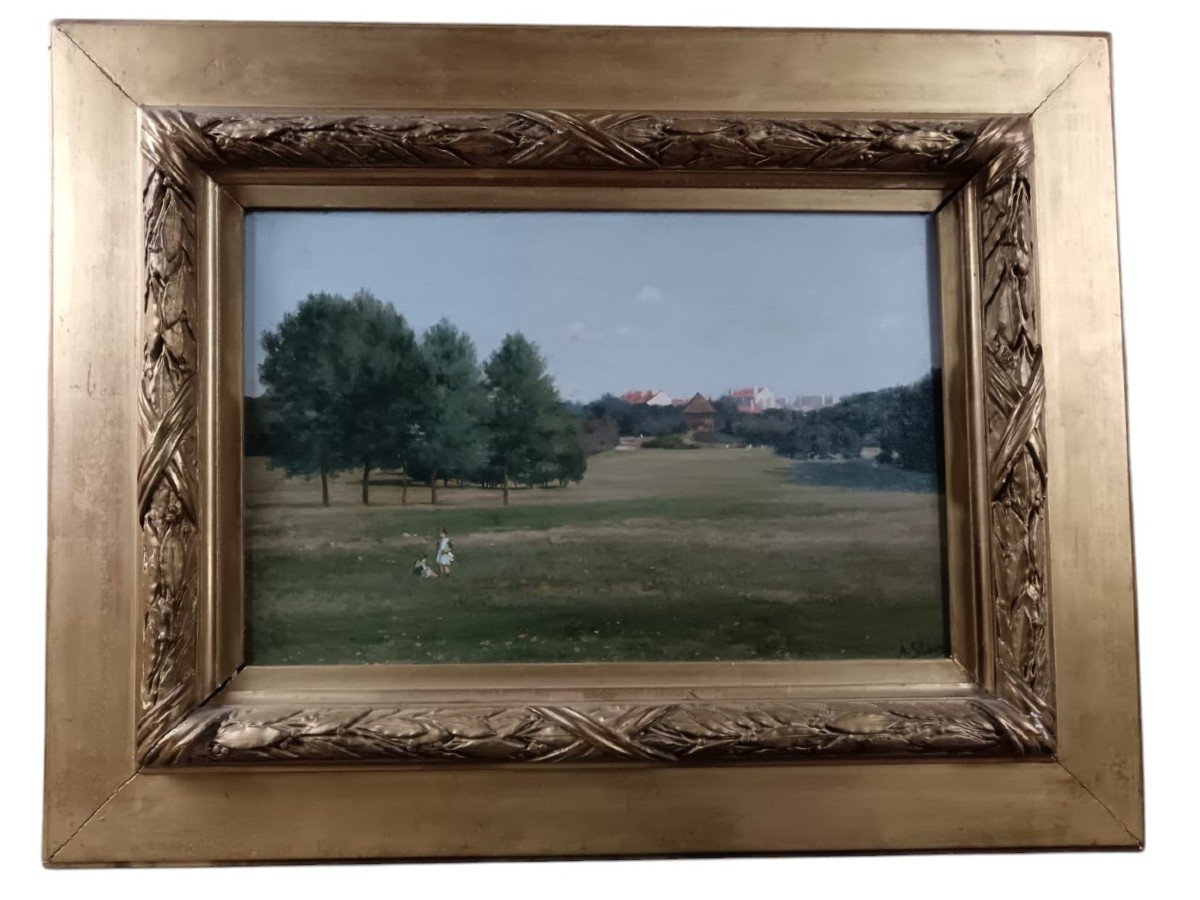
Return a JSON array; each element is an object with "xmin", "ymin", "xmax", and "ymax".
[
  {"xmin": 320, "ymin": 469, "xmax": 329, "ymax": 507},
  {"xmin": 502, "ymin": 466, "xmax": 509, "ymax": 507},
  {"xmin": 430, "ymin": 470, "xmax": 438, "ymax": 505},
  {"xmin": 361, "ymin": 464, "xmax": 370, "ymax": 505},
  {"xmin": 400, "ymin": 463, "xmax": 407, "ymax": 505}
]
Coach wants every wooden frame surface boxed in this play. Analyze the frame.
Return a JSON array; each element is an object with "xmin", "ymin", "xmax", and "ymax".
[{"xmin": 46, "ymin": 21, "xmax": 1141, "ymax": 863}]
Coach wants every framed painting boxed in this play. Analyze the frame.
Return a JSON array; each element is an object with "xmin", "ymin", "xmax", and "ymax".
[
  {"xmin": 45, "ymin": 21, "xmax": 1141, "ymax": 863},
  {"xmin": 239, "ymin": 208, "xmax": 952, "ymax": 668}
]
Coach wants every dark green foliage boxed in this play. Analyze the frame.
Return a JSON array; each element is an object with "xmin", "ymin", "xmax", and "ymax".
[
  {"xmin": 712, "ymin": 396, "xmax": 741, "ymax": 434},
  {"xmin": 732, "ymin": 413, "xmax": 795, "ymax": 449},
  {"xmin": 409, "ymin": 320, "xmax": 488, "ymax": 502},
  {"xmin": 337, "ymin": 291, "xmax": 431, "ymax": 504},
  {"xmin": 258, "ymin": 292, "xmax": 362, "ymax": 504},
  {"xmin": 483, "ymin": 333, "xmax": 586, "ymax": 501},
  {"xmin": 642, "ymin": 434, "xmax": 698, "ymax": 450},
  {"xmin": 579, "ymin": 417, "xmax": 619, "ymax": 455},
  {"xmin": 546, "ymin": 411, "xmax": 588, "ymax": 486},
  {"xmin": 715, "ymin": 370, "xmax": 943, "ymax": 473},
  {"xmin": 878, "ymin": 372, "xmax": 942, "ymax": 473},
  {"xmin": 582, "ymin": 394, "xmax": 685, "ymax": 437},
  {"xmin": 256, "ymin": 301, "xmax": 588, "ymax": 505}
]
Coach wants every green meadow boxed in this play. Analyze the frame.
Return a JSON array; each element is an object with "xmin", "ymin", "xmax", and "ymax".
[{"xmin": 244, "ymin": 447, "xmax": 948, "ymax": 665}]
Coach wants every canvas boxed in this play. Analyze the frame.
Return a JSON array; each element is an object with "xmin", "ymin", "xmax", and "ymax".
[{"xmin": 243, "ymin": 209, "xmax": 949, "ymax": 666}]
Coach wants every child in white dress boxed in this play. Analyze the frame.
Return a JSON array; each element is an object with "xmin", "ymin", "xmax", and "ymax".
[{"xmin": 435, "ymin": 526, "xmax": 455, "ymax": 577}]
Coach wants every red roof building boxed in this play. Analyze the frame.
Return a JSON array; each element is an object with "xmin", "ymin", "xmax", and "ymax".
[{"xmin": 682, "ymin": 393, "xmax": 716, "ymax": 438}]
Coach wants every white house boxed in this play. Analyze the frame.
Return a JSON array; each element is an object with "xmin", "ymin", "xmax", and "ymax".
[
  {"xmin": 728, "ymin": 386, "xmax": 783, "ymax": 413},
  {"xmin": 620, "ymin": 389, "xmax": 674, "ymax": 406}
]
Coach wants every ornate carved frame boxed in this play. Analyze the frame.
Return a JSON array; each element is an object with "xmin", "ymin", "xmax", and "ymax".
[
  {"xmin": 135, "ymin": 109, "xmax": 1050, "ymax": 766},
  {"xmin": 44, "ymin": 22, "xmax": 1132, "ymax": 868}
]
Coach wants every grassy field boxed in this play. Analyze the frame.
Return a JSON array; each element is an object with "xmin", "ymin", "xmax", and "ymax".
[{"xmin": 245, "ymin": 447, "xmax": 948, "ymax": 665}]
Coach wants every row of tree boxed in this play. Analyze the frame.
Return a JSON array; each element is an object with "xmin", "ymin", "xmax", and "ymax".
[
  {"xmin": 570, "ymin": 395, "xmax": 686, "ymax": 437},
  {"xmin": 570, "ymin": 372, "xmax": 943, "ymax": 473},
  {"xmin": 256, "ymin": 291, "xmax": 584, "ymax": 506},
  {"xmin": 729, "ymin": 373, "xmax": 943, "ymax": 471}
]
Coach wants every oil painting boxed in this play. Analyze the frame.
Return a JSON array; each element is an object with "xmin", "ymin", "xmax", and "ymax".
[{"xmin": 243, "ymin": 210, "xmax": 947, "ymax": 665}]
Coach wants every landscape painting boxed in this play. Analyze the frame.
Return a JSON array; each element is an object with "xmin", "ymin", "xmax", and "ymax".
[{"xmin": 243, "ymin": 210, "xmax": 948, "ymax": 665}]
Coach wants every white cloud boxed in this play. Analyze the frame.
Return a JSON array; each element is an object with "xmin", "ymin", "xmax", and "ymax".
[
  {"xmin": 635, "ymin": 284, "xmax": 665, "ymax": 305},
  {"xmin": 564, "ymin": 321, "xmax": 604, "ymax": 342},
  {"xmin": 615, "ymin": 324, "xmax": 634, "ymax": 337}
]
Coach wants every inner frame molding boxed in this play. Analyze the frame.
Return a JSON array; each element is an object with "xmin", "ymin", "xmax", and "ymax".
[{"xmin": 136, "ymin": 107, "xmax": 1051, "ymax": 766}]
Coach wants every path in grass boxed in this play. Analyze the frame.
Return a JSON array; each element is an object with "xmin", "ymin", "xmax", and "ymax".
[{"xmin": 245, "ymin": 448, "xmax": 948, "ymax": 664}]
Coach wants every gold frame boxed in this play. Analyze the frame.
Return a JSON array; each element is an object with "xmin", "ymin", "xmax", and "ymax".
[{"xmin": 46, "ymin": 21, "xmax": 1141, "ymax": 863}]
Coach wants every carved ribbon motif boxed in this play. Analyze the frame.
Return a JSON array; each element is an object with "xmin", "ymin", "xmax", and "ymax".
[
  {"xmin": 145, "ymin": 697, "xmax": 1050, "ymax": 766},
  {"xmin": 137, "ymin": 108, "xmax": 1051, "ymax": 764},
  {"xmin": 144, "ymin": 109, "xmax": 1012, "ymax": 172},
  {"xmin": 137, "ymin": 115, "xmax": 203, "ymax": 752},
  {"xmin": 977, "ymin": 138, "xmax": 1054, "ymax": 733}
]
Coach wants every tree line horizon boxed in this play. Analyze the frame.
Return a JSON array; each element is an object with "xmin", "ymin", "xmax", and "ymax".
[{"xmin": 250, "ymin": 290, "xmax": 942, "ymax": 506}]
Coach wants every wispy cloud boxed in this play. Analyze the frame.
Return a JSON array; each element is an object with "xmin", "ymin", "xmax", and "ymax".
[
  {"xmin": 564, "ymin": 321, "xmax": 605, "ymax": 342},
  {"xmin": 635, "ymin": 284, "xmax": 665, "ymax": 305},
  {"xmin": 614, "ymin": 324, "xmax": 634, "ymax": 337}
]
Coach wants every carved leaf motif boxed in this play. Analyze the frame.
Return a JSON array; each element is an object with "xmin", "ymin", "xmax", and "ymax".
[
  {"xmin": 360, "ymin": 714, "xmax": 427, "ymax": 740},
  {"xmin": 143, "ymin": 109, "xmax": 1012, "ymax": 174},
  {"xmin": 215, "ymin": 723, "xmax": 288, "ymax": 751},
  {"xmin": 145, "ymin": 698, "xmax": 1052, "ymax": 766},
  {"xmin": 976, "ymin": 141, "xmax": 1054, "ymax": 732},
  {"xmin": 880, "ymin": 130, "xmax": 963, "ymax": 155},
  {"xmin": 828, "ymin": 712, "xmax": 894, "ymax": 735},
  {"xmin": 136, "ymin": 108, "xmax": 1052, "ymax": 767}
]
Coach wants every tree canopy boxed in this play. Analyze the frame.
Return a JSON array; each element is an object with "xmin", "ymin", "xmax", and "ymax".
[
  {"xmin": 483, "ymin": 332, "xmax": 584, "ymax": 504},
  {"xmin": 409, "ymin": 319, "xmax": 489, "ymax": 503},
  {"xmin": 256, "ymin": 299, "xmax": 586, "ymax": 505},
  {"xmin": 338, "ymin": 291, "xmax": 430, "ymax": 504},
  {"xmin": 258, "ymin": 292, "xmax": 360, "ymax": 505}
]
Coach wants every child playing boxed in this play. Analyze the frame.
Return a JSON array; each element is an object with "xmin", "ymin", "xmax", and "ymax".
[
  {"xmin": 412, "ymin": 555, "xmax": 438, "ymax": 579},
  {"xmin": 435, "ymin": 526, "xmax": 455, "ymax": 577}
]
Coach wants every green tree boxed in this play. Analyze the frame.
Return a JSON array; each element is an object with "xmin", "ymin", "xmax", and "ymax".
[
  {"xmin": 582, "ymin": 393, "xmax": 684, "ymax": 437},
  {"xmin": 712, "ymin": 396, "xmax": 740, "ymax": 435},
  {"xmin": 880, "ymin": 371, "xmax": 942, "ymax": 473},
  {"xmin": 339, "ymin": 291, "xmax": 430, "ymax": 505},
  {"xmin": 546, "ymin": 408, "xmax": 587, "ymax": 486},
  {"xmin": 483, "ymin": 333, "xmax": 573, "ymax": 505},
  {"xmin": 258, "ymin": 292, "xmax": 358, "ymax": 506},
  {"xmin": 411, "ymin": 319, "xmax": 488, "ymax": 504}
]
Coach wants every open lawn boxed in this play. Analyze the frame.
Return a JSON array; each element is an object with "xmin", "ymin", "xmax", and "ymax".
[{"xmin": 245, "ymin": 448, "xmax": 948, "ymax": 664}]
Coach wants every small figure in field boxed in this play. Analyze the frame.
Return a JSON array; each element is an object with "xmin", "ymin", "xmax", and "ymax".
[
  {"xmin": 435, "ymin": 526, "xmax": 455, "ymax": 577},
  {"xmin": 412, "ymin": 554, "xmax": 438, "ymax": 579}
]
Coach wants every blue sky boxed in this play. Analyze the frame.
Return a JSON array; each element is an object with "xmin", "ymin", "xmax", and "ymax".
[{"xmin": 244, "ymin": 210, "xmax": 938, "ymax": 402}]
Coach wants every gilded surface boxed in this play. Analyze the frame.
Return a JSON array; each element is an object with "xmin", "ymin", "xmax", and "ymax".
[
  {"xmin": 137, "ymin": 116, "xmax": 202, "ymax": 754},
  {"xmin": 145, "ymin": 108, "xmax": 1018, "ymax": 172},
  {"xmin": 146, "ymin": 697, "xmax": 1050, "ymax": 765},
  {"xmin": 977, "ymin": 137, "xmax": 1055, "ymax": 732},
  {"xmin": 136, "ymin": 108, "xmax": 1052, "ymax": 765}
]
